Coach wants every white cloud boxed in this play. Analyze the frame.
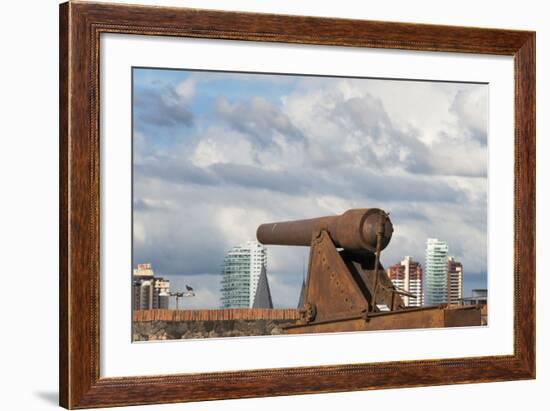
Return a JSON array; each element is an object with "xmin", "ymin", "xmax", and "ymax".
[
  {"xmin": 134, "ymin": 220, "xmax": 146, "ymax": 245},
  {"xmin": 191, "ymin": 128, "xmax": 256, "ymax": 167},
  {"xmin": 175, "ymin": 77, "xmax": 196, "ymax": 101},
  {"xmin": 450, "ymin": 86, "xmax": 488, "ymax": 142},
  {"xmin": 216, "ymin": 207, "xmax": 271, "ymax": 247}
]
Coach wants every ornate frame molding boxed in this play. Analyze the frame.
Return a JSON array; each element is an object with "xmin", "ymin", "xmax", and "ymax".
[{"xmin": 59, "ymin": 2, "xmax": 535, "ymax": 408}]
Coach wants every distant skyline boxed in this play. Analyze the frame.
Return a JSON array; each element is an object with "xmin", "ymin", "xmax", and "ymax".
[{"xmin": 132, "ymin": 68, "xmax": 488, "ymax": 308}]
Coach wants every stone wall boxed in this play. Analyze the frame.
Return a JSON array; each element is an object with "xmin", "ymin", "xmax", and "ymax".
[{"xmin": 133, "ymin": 319, "xmax": 298, "ymax": 341}]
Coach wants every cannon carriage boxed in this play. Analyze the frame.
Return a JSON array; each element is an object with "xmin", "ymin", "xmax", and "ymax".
[{"xmin": 257, "ymin": 208, "xmax": 481, "ymax": 334}]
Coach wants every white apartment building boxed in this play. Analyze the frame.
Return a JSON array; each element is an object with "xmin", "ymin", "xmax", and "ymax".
[
  {"xmin": 132, "ymin": 263, "xmax": 170, "ymax": 310},
  {"xmin": 388, "ymin": 256, "xmax": 423, "ymax": 307},
  {"xmin": 447, "ymin": 256, "xmax": 464, "ymax": 305}
]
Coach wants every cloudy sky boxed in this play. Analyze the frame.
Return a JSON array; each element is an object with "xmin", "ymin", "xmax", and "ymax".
[{"xmin": 132, "ymin": 67, "xmax": 488, "ymax": 308}]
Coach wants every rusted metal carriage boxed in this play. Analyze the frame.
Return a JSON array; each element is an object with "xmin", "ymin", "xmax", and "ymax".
[{"xmin": 257, "ymin": 208, "xmax": 481, "ymax": 334}]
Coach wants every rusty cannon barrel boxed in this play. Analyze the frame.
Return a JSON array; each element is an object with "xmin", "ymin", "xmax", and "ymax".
[{"xmin": 256, "ymin": 208, "xmax": 393, "ymax": 253}]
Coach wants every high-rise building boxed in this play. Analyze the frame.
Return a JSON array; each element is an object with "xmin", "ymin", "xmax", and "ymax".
[
  {"xmin": 220, "ymin": 241, "xmax": 268, "ymax": 308},
  {"xmin": 158, "ymin": 291, "xmax": 170, "ymax": 309},
  {"xmin": 154, "ymin": 278, "xmax": 171, "ymax": 309},
  {"xmin": 447, "ymin": 257, "xmax": 464, "ymax": 305},
  {"xmin": 424, "ymin": 238, "xmax": 449, "ymax": 305},
  {"xmin": 133, "ymin": 263, "xmax": 155, "ymax": 278},
  {"xmin": 388, "ymin": 256, "xmax": 423, "ymax": 307},
  {"xmin": 132, "ymin": 263, "xmax": 170, "ymax": 310},
  {"xmin": 134, "ymin": 279, "xmax": 152, "ymax": 310}
]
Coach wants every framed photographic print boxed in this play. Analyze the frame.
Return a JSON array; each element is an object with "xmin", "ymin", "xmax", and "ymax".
[{"xmin": 59, "ymin": 1, "xmax": 535, "ymax": 408}]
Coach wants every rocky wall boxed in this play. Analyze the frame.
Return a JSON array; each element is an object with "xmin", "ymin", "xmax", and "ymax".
[{"xmin": 133, "ymin": 319, "xmax": 299, "ymax": 341}]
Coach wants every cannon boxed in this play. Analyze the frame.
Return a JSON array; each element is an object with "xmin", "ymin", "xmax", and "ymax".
[
  {"xmin": 257, "ymin": 208, "xmax": 394, "ymax": 253},
  {"xmin": 257, "ymin": 208, "xmax": 481, "ymax": 334}
]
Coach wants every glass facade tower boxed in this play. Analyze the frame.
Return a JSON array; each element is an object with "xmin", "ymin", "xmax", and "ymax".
[
  {"xmin": 220, "ymin": 241, "xmax": 268, "ymax": 308},
  {"xmin": 424, "ymin": 238, "xmax": 449, "ymax": 305}
]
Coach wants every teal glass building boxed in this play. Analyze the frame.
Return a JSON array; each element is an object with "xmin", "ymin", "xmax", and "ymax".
[
  {"xmin": 424, "ymin": 238, "xmax": 449, "ymax": 305},
  {"xmin": 220, "ymin": 241, "xmax": 267, "ymax": 308}
]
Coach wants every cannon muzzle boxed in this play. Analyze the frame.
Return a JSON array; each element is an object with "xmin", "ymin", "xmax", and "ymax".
[{"xmin": 256, "ymin": 208, "xmax": 393, "ymax": 253}]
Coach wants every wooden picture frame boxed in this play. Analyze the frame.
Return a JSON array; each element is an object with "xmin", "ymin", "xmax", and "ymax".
[{"xmin": 59, "ymin": 1, "xmax": 535, "ymax": 408}]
